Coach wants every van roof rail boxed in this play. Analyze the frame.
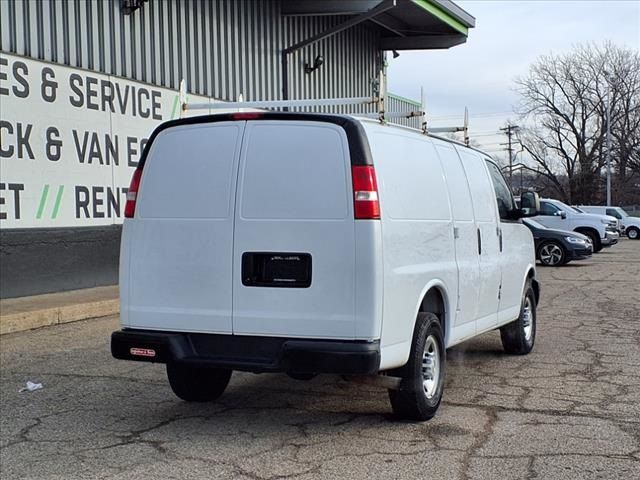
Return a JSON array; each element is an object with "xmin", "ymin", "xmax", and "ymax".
[
  {"xmin": 184, "ymin": 96, "xmax": 379, "ymax": 112},
  {"xmin": 178, "ymin": 80, "xmax": 470, "ymax": 142}
]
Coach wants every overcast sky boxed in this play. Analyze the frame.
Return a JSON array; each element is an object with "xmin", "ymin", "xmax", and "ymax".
[{"xmin": 386, "ymin": 0, "xmax": 640, "ymax": 157}]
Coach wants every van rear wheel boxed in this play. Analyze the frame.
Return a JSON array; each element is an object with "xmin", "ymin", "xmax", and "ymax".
[
  {"xmin": 388, "ymin": 312, "xmax": 445, "ymax": 421},
  {"xmin": 500, "ymin": 282, "xmax": 536, "ymax": 355},
  {"xmin": 166, "ymin": 363, "xmax": 232, "ymax": 402}
]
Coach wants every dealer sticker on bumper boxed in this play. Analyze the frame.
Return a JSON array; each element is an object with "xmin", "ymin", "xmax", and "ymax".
[{"xmin": 130, "ymin": 347, "xmax": 156, "ymax": 358}]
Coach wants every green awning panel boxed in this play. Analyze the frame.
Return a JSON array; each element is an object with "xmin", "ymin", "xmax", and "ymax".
[{"xmin": 412, "ymin": 0, "xmax": 469, "ymax": 36}]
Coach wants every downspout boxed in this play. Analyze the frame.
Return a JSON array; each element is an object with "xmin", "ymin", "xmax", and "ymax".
[{"xmin": 280, "ymin": 0, "xmax": 396, "ymax": 107}]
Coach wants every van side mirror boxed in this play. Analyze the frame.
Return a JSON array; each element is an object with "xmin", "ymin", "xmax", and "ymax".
[{"xmin": 518, "ymin": 191, "xmax": 540, "ymax": 218}]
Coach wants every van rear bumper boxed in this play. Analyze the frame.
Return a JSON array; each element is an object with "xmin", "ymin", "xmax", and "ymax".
[{"xmin": 111, "ymin": 329, "xmax": 380, "ymax": 375}]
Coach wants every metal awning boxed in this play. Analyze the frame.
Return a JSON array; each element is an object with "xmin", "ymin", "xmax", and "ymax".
[{"xmin": 281, "ymin": 0, "xmax": 475, "ymax": 50}]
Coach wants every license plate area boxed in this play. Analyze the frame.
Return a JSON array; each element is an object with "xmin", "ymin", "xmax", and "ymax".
[{"xmin": 242, "ymin": 252, "xmax": 312, "ymax": 288}]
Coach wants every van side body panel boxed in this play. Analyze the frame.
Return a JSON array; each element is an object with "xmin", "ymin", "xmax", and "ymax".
[
  {"xmin": 119, "ymin": 224, "xmax": 131, "ymax": 327},
  {"xmin": 363, "ymin": 123, "xmax": 458, "ymax": 370},
  {"xmin": 432, "ymin": 140, "xmax": 481, "ymax": 345},
  {"xmin": 495, "ymin": 222, "xmax": 536, "ymax": 326},
  {"xmin": 454, "ymin": 146, "xmax": 502, "ymax": 334},
  {"xmin": 481, "ymin": 158, "xmax": 535, "ymax": 328},
  {"xmin": 354, "ymin": 221, "xmax": 384, "ymax": 340}
]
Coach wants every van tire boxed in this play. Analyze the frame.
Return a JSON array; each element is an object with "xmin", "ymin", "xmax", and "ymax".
[
  {"xmin": 388, "ymin": 312, "xmax": 445, "ymax": 421},
  {"xmin": 166, "ymin": 363, "xmax": 232, "ymax": 402},
  {"xmin": 627, "ymin": 227, "xmax": 639, "ymax": 240},
  {"xmin": 500, "ymin": 282, "xmax": 536, "ymax": 355}
]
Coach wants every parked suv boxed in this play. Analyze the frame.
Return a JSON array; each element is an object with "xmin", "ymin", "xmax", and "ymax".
[
  {"xmin": 578, "ymin": 206, "xmax": 640, "ymax": 240},
  {"xmin": 111, "ymin": 112, "xmax": 541, "ymax": 421},
  {"xmin": 530, "ymin": 199, "xmax": 619, "ymax": 252}
]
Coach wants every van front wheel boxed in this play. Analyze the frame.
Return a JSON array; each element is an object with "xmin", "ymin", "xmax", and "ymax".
[
  {"xmin": 388, "ymin": 312, "xmax": 445, "ymax": 421},
  {"xmin": 166, "ymin": 363, "xmax": 232, "ymax": 402},
  {"xmin": 500, "ymin": 282, "xmax": 536, "ymax": 355}
]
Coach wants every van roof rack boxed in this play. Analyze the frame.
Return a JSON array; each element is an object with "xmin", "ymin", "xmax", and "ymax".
[
  {"xmin": 184, "ymin": 95, "xmax": 378, "ymax": 111},
  {"xmin": 178, "ymin": 80, "xmax": 469, "ymax": 143}
]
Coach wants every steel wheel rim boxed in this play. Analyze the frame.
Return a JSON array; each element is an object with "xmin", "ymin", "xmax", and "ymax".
[
  {"xmin": 629, "ymin": 229, "xmax": 638, "ymax": 239},
  {"xmin": 540, "ymin": 244, "xmax": 563, "ymax": 265},
  {"xmin": 522, "ymin": 297, "xmax": 534, "ymax": 342},
  {"xmin": 422, "ymin": 335, "xmax": 440, "ymax": 399}
]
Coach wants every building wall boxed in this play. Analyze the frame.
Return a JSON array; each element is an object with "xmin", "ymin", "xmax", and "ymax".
[
  {"xmin": 0, "ymin": 0, "xmax": 381, "ymax": 109},
  {"xmin": 0, "ymin": 225, "xmax": 122, "ymax": 299},
  {"xmin": 0, "ymin": 0, "xmax": 392, "ymax": 299}
]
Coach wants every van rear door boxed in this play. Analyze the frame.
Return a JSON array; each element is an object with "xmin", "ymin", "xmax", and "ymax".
[
  {"xmin": 232, "ymin": 120, "xmax": 356, "ymax": 339},
  {"xmin": 123, "ymin": 122, "xmax": 244, "ymax": 333}
]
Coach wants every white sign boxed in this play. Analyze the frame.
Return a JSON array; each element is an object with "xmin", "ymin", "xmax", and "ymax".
[{"xmin": 0, "ymin": 52, "xmax": 214, "ymax": 228}]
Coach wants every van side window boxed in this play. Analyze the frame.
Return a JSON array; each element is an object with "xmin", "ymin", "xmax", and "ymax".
[{"xmin": 485, "ymin": 160, "xmax": 515, "ymax": 220}]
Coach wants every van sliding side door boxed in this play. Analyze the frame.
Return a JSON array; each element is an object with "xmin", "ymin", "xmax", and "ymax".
[
  {"xmin": 456, "ymin": 148, "xmax": 501, "ymax": 333},
  {"xmin": 434, "ymin": 144, "xmax": 480, "ymax": 340}
]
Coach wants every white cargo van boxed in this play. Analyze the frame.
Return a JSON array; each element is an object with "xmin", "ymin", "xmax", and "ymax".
[
  {"xmin": 578, "ymin": 206, "xmax": 639, "ymax": 239},
  {"xmin": 112, "ymin": 112, "xmax": 541, "ymax": 420}
]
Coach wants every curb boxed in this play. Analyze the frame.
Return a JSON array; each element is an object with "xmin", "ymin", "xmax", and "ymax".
[
  {"xmin": 0, "ymin": 299, "xmax": 119, "ymax": 335},
  {"xmin": 0, "ymin": 287, "xmax": 119, "ymax": 335}
]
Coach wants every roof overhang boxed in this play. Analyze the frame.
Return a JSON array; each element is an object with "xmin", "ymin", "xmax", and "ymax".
[{"xmin": 281, "ymin": 0, "xmax": 475, "ymax": 50}]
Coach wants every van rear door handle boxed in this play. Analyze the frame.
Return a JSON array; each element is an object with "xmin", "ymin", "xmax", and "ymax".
[{"xmin": 477, "ymin": 228, "xmax": 482, "ymax": 255}]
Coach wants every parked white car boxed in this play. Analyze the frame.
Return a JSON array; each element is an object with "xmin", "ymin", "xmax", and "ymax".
[
  {"xmin": 530, "ymin": 199, "xmax": 619, "ymax": 252},
  {"xmin": 112, "ymin": 112, "xmax": 541, "ymax": 421},
  {"xmin": 578, "ymin": 206, "xmax": 640, "ymax": 239}
]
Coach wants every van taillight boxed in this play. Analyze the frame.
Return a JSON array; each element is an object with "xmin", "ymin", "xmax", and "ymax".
[
  {"xmin": 124, "ymin": 168, "xmax": 143, "ymax": 218},
  {"xmin": 351, "ymin": 165, "xmax": 380, "ymax": 220}
]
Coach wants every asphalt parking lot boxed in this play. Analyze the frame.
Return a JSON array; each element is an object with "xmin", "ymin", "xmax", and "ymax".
[{"xmin": 1, "ymin": 240, "xmax": 639, "ymax": 480}]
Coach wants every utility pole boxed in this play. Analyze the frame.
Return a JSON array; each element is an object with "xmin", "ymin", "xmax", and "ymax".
[{"xmin": 500, "ymin": 124, "xmax": 520, "ymax": 185}]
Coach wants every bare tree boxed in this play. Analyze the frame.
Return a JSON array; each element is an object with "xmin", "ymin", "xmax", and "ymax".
[
  {"xmin": 515, "ymin": 43, "xmax": 640, "ymax": 204},
  {"xmin": 609, "ymin": 48, "xmax": 640, "ymax": 202}
]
